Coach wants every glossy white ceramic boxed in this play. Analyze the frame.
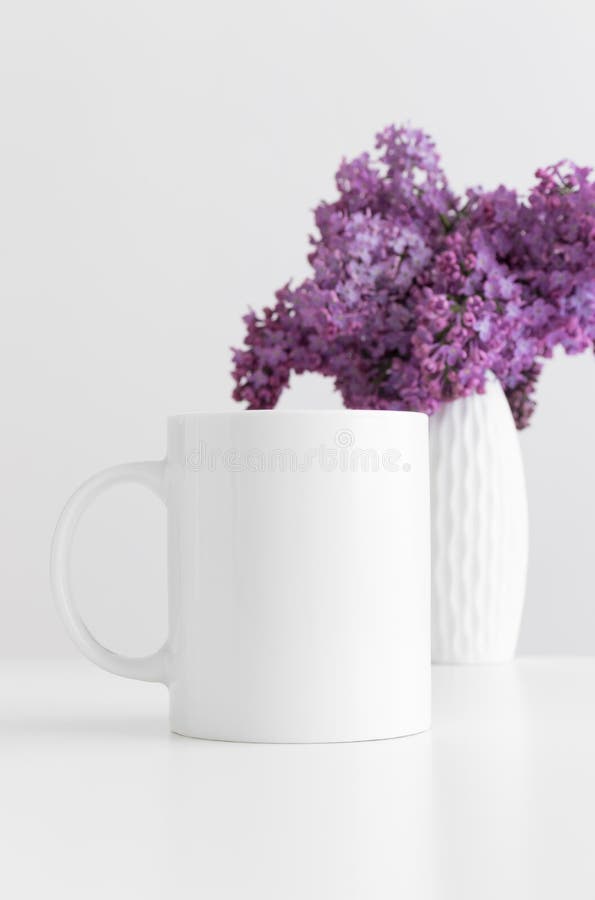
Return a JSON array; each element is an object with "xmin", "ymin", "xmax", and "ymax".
[
  {"xmin": 51, "ymin": 411, "xmax": 430, "ymax": 742},
  {"xmin": 430, "ymin": 375, "xmax": 528, "ymax": 663}
]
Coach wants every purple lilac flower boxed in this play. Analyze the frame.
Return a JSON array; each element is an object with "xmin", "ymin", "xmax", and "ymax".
[
  {"xmin": 464, "ymin": 162, "xmax": 595, "ymax": 425},
  {"xmin": 232, "ymin": 127, "xmax": 595, "ymax": 428}
]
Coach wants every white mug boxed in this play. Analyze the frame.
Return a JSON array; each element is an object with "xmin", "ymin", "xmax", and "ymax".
[{"xmin": 51, "ymin": 411, "xmax": 430, "ymax": 742}]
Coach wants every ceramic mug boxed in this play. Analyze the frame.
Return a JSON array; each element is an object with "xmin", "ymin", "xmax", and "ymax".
[{"xmin": 51, "ymin": 411, "xmax": 430, "ymax": 742}]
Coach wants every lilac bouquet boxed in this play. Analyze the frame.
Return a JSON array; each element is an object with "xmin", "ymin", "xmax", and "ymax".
[{"xmin": 232, "ymin": 126, "xmax": 595, "ymax": 428}]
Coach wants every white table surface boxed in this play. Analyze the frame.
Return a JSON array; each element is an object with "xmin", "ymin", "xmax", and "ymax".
[{"xmin": 1, "ymin": 658, "xmax": 593, "ymax": 899}]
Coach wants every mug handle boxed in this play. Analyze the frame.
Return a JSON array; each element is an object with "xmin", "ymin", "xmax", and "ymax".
[{"xmin": 50, "ymin": 461, "xmax": 169, "ymax": 684}]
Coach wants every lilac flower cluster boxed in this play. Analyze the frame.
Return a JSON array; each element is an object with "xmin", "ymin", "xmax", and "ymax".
[{"xmin": 232, "ymin": 126, "xmax": 595, "ymax": 428}]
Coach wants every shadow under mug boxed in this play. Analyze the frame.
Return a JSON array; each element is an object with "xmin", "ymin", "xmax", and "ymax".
[{"xmin": 51, "ymin": 411, "xmax": 430, "ymax": 742}]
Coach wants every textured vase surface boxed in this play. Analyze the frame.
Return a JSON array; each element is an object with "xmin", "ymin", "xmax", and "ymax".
[{"xmin": 430, "ymin": 375, "xmax": 528, "ymax": 663}]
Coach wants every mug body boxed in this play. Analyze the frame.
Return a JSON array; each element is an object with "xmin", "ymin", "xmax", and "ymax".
[{"xmin": 166, "ymin": 410, "xmax": 430, "ymax": 742}]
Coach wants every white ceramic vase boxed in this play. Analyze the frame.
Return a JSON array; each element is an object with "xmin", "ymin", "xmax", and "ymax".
[{"xmin": 430, "ymin": 374, "xmax": 528, "ymax": 663}]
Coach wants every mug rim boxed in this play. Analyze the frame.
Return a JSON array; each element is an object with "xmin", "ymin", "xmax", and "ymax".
[{"xmin": 168, "ymin": 409, "xmax": 428, "ymax": 423}]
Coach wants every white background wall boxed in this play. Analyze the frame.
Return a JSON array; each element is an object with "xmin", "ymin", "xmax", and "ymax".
[{"xmin": 0, "ymin": 0, "xmax": 593, "ymax": 659}]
